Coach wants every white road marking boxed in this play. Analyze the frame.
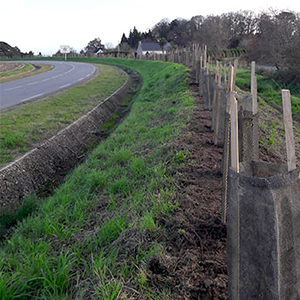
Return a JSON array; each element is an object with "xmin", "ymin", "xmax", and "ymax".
[
  {"xmin": 63, "ymin": 65, "xmax": 75, "ymax": 75},
  {"xmin": 5, "ymin": 85, "xmax": 24, "ymax": 91},
  {"xmin": 27, "ymin": 81, "xmax": 39, "ymax": 86},
  {"xmin": 2, "ymin": 63, "xmax": 96, "ymax": 109},
  {"xmin": 52, "ymin": 74, "xmax": 63, "ymax": 79},
  {"xmin": 60, "ymin": 83, "xmax": 71, "ymax": 89},
  {"xmin": 21, "ymin": 93, "xmax": 44, "ymax": 102}
]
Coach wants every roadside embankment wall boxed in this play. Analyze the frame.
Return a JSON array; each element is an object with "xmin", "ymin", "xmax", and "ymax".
[{"xmin": 0, "ymin": 68, "xmax": 137, "ymax": 212}]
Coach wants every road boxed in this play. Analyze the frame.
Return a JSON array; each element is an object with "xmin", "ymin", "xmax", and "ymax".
[{"xmin": 0, "ymin": 61, "xmax": 97, "ymax": 110}]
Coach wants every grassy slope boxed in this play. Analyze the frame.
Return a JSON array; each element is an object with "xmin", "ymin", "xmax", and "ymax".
[
  {"xmin": 0, "ymin": 63, "xmax": 33, "ymax": 78},
  {"xmin": 235, "ymin": 68, "xmax": 300, "ymax": 115},
  {"xmin": 235, "ymin": 67, "xmax": 300, "ymax": 168},
  {"xmin": 0, "ymin": 63, "xmax": 54, "ymax": 83},
  {"xmin": 0, "ymin": 64, "xmax": 126, "ymax": 165},
  {"xmin": 0, "ymin": 58, "xmax": 194, "ymax": 299}
]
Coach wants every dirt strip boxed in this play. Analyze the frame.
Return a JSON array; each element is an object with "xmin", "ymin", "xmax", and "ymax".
[{"xmin": 144, "ymin": 83, "xmax": 228, "ymax": 299}]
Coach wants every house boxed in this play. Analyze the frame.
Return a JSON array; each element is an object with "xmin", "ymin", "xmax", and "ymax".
[
  {"xmin": 94, "ymin": 48, "xmax": 103, "ymax": 56},
  {"xmin": 136, "ymin": 41, "xmax": 163, "ymax": 56},
  {"xmin": 164, "ymin": 42, "xmax": 172, "ymax": 53}
]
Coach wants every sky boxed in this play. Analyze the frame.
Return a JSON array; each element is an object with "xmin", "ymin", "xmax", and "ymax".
[{"xmin": 1, "ymin": 0, "xmax": 300, "ymax": 56}]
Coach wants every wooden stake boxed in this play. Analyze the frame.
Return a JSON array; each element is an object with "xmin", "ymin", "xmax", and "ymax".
[
  {"xmin": 251, "ymin": 61, "xmax": 258, "ymax": 114},
  {"xmin": 282, "ymin": 90, "xmax": 296, "ymax": 171},
  {"xmin": 218, "ymin": 63, "xmax": 222, "ymax": 87},
  {"xmin": 229, "ymin": 65, "xmax": 234, "ymax": 92},
  {"xmin": 252, "ymin": 76, "xmax": 258, "ymax": 114},
  {"xmin": 251, "ymin": 61, "xmax": 255, "ymax": 96},
  {"xmin": 230, "ymin": 91, "xmax": 239, "ymax": 173},
  {"xmin": 214, "ymin": 83, "xmax": 221, "ymax": 145},
  {"xmin": 226, "ymin": 66, "xmax": 233, "ymax": 113},
  {"xmin": 232, "ymin": 59, "xmax": 238, "ymax": 89},
  {"xmin": 215, "ymin": 60, "xmax": 219, "ymax": 82},
  {"xmin": 207, "ymin": 68, "xmax": 211, "ymax": 109},
  {"xmin": 204, "ymin": 45, "xmax": 207, "ymax": 69}
]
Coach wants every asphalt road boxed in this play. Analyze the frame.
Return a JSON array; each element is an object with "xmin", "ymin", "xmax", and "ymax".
[{"xmin": 0, "ymin": 61, "xmax": 97, "ymax": 110}]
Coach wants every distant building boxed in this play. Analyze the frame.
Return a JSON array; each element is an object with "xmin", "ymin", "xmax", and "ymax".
[
  {"xmin": 164, "ymin": 42, "xmax": 172, "ymax": 53},
  {"xmin": 94, "ymin": 48, "xmax": 103, "ymax": 56},
  {"xmin": 136, "ymin": 41, "xmax": 163, "ymax": 56}
]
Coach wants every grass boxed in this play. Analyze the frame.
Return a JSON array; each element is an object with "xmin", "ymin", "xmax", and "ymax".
[
  {"xmin": 235, "ymin": 66, "xmax": 300, "ymax": 151},
  {"xmin": 0, "ymin": 63, "xmax": 54, "ymax": 83},
  {"xmin": 0, "ymin": 63, "xmax": 33, "ymax": 77},
  {"xmin": 0, "ymin": 58, "xmax": 194, "ymax": 299},
  {"xmin": 235, "ymin": 67, "xmax": 300, "ymax": 116},
  {"xmin": 235, "ymin": 66, "xmax": 300, "ymax": 161},
  {"xmin": 0, "ymin": 64, "xmax": 126, "ymax": 165}
]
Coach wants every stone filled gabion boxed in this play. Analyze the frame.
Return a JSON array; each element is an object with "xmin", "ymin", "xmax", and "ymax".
[{"xmin": 0, "ymin": 69, "xmax": 136, "ymax": 213}]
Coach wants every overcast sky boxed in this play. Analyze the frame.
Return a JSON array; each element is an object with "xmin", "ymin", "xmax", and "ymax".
[{"xmin": 1, "ymin": 0, "xmax": 300, "ymax": 56}]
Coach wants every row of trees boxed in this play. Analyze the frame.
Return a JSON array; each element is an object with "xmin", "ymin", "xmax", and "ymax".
[
  {"xmin": 0, "ymin": 42, "xmax": 41, "ymax": 59},
  {"xmin": 120, "ymin": 28, "xmax": 154, "ymax": 49},
  {"xmin": 51, "ymin": 8, "xmax": 300, "ymax": 81},
  {"xmin": 4, "ymin": 9, "xmax": 299, "ymax": 82},
  {"xmin": 119, "ymin": 9, "xmax": 300, "ymax": 81}
]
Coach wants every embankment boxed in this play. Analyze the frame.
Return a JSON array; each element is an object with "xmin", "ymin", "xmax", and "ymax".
[{"xmin": 0, "ymin": 67, "xmax": 140, "ymax": 213}]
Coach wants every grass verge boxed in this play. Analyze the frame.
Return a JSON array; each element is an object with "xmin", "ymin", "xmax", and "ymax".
[
  {"xmin": 0, "ymin": 63, "xmax": 33, "ymax": 77},
  {"xmin": 235, "ymin": 65, "xmax": 300, "ymax": 167},
  {"xmin": 235, "ymin": 67, "xmax": 300, "ymax": 116},
  {"xmin": 0, "ymin": 63, "xmax": 54, "ymax": 83},
  {"xmin": 0, "ymin": 58, "xmax": 194, "ymax": 299},
  {"xmin": 0, "ymin": 64, "xmax": 126, "ymax": 165}
]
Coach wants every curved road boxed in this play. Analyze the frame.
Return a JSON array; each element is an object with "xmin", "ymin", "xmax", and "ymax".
[{"xmin": 0, "ymin": 61, "xmax": 97, "ymax": 110}]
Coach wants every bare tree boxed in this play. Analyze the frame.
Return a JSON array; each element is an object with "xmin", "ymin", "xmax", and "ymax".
[
  {"xmin": 283, "ymin": 38, "xmax": 300, "ymax": 82},
  {"xmin": 152, "ymin": 18, "xmax": 170, "ymax": 41},
  {"xmin": 247, "ymin": 10, "xmax": 299, "ymax": 68},
  {"xmin": 105, "ymin": 43, "xmax": 115, "ymax": 50},
  {"xmin": 85, "ymin": 38, "xmax": 104, "ymax": 56},
  {"xmin": 167, "ymin": 18, "xmax": 192, "ymax": 47},
  {"xmin": 199, "ymin": 16, "xmax": 229, "ymax": 53},
  {"xmin": 221, "ymin": 11, "xmax": 258, "ymax": 48}
]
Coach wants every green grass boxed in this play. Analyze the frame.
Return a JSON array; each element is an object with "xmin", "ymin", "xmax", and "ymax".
[
  {"xmin": 0, "ymin": 58, "xmax": 194, "ymax": 299},
  {"xmin": 235, "ymin": 68, "xmax": 300, "ymax": 115},
  {"xmin": 0, "ymin": 63, "xmax": 54, "ymax": 83},
  {"xmin": 0, "ymin": 64, "xmax": 126, "ymax": 165},
  {"xmin": 0, "ymin": 63, "xmax": 34, "ymax": 78}
]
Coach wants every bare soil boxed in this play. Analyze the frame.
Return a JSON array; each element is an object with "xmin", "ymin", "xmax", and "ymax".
[
  {"xmin": 0, "ymin": 62, "xmax": 52, "ymax": 84},
  {"xmin": 83, "ymin": 84, "xmax": 228, "ymax": 300},
  {"xmin": 154, "ymin": 88, "xmax": 227, "ymax": 299},
  {"xmin": 142, "ymin": 77, "xmax": 299, "ymax": 299},
  {"xmin": 0, "ymin": 62, "xmax": 26, "ymax": 74}
]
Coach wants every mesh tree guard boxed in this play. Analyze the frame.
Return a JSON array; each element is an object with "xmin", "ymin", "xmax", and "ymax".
[{"xmin": 227, "ymin": 161, "xmax": 300, "ymax": 300}]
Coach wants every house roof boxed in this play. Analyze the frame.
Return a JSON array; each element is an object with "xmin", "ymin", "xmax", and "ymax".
[
  {"xmin": 93, "ymin": 48, "xmax": 103, "ymax": 54},
  {"xmin": 164, "ymin": 42, "xmax": 172, "ymax": 52},
  {"xmin": 139, "ymin": 42, "xmax": 162, "ymax": 52}
]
